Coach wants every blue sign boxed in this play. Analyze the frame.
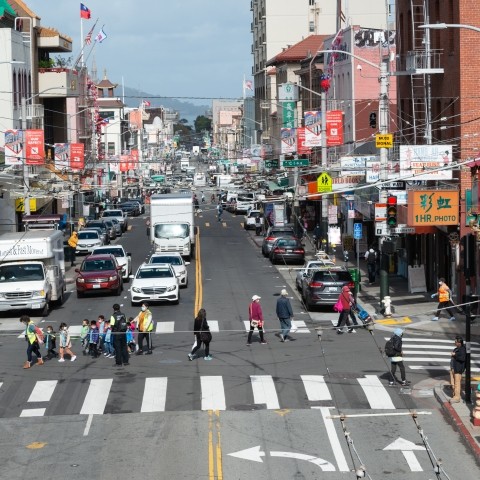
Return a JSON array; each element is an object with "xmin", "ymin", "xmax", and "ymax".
[{"xmin": 353, "ymin": 223, "xmax": 363, "ymax": 240}]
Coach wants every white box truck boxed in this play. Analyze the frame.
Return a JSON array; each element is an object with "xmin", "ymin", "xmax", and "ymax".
[
  {"xmin": 0, "ymin": 231, "xmax": 66, "ymax": 315},
  {"xmin": 150, "ymin": 193, "xmax": 196, "ymax": 260}
]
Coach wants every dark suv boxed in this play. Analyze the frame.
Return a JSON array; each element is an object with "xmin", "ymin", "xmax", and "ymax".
[
  {"xmin": 261, "ymin": 226, "xmax": 297, "ymax": 256},
  {"xmin": 301, "ymin": 267, "xmax": 355, "ymax": 310}
]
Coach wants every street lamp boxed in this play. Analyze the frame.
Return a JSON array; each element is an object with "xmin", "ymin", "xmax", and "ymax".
[{"xmin": 419, "ymin": 23, "xmax": 480, "ymax": 33}]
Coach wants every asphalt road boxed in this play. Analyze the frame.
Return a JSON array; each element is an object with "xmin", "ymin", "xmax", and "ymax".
[{"xmin": 0, "ymin": 199, "xmax": 478, "ymax": 479}]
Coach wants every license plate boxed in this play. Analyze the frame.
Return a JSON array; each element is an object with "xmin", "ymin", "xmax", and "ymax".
[
  {"xmin": 328, "ymin": 287, "xmax": 338, "ymax": 292},
  {"xmin": 92, "ymin": 284, "xmax": 101, "ymax": 289},
  {"xmin": 31, "ymin": 304, "xmax": 42, "ymax": 309},
  {"xmin": 286, "ymin": 249, "xmax": 293, "ymax": 253}
]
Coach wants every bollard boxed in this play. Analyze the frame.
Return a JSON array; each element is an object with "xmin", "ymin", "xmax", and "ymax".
[{"xmin": 472, "ymin": 383, "xmax": 480, "ymax": 427}]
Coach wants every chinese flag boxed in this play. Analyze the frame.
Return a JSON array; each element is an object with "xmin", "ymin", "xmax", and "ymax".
[{"xmin": 80, "ymin": 3, "xmax": 91, "ymax": 19}]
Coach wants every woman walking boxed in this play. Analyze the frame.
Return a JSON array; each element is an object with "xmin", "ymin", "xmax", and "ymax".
[
  {"xmin": 336, "ymin": 286, "xmax": 355, "ymax": 334},
  {"xmin": 58, "ymin": 322, "xmax": 76, "ymax": 362},
  {"xmin": 247, "ymin": 295, "xmax": 267, "ymax": 345},
  {"xmin": 20, "ymin": 315, "xmax": 44, "ymax": 369},
  {"xmin": 188, "ymin": 308, "xmax": 212, "ymax": 361}
]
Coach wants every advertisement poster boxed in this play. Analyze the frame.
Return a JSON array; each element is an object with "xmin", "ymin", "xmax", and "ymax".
[
  {"xmin": 54, "ymin": 143, "xmax": 69, "ymax": 170},
  {"xmin": 296, "ymin": 127, "xmax": 311, "ymax": 156},
  {"xmin": 407, "ymin": 190, "xmax": 459, "ymax": 226},
  {"xmin": 280, "ymin": 128, "xmax": 296, "ymax": 154},
  {"xmin": 326, "ymin": 110, "xmax": 344, "ymax": 146},
  {"xmin": 4, "ymin": 129, "xmax": 23, "ymax": 165},
  {"xmin": 25, "ymin": 129, "xmax": 45, "ymax": 165},
  {"xmin": 304, "ymin": 111, "xmax": 322, "ymax": 147},
  {"xmin": 120, "ymin": 155, "xmax": 130, "ymax": 172},
  {"xmin": 400, "ymin": 145, "xmax": 453, "ymax": 180},
  {"xmin": 70, "ymin": 143, "xmax": 85, "ymax": 170}
]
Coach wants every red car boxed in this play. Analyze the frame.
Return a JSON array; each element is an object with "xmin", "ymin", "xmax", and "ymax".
[{"xmin": 75, "ymin": 254, "xmax": 123, "ymax": 298}]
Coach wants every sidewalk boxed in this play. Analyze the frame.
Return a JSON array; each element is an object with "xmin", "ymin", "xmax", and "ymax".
[{"xmin": 247, "ymin": 228, "xmax": 480, "ymax": 464}]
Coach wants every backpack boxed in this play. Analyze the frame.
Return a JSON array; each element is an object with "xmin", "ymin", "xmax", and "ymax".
[
  {"xmin": 384, "ymin": 338, "xmax": 396, "ymax": 357},
  {"xmin": 367, "ymin": 251, "xmax": 376, "ymax": 264},
  {"xmin": 112, "ymin": 312, "xmax": 128, "ymax": 332},
  {"xmin": 34, "ymin": 325, "xmax": 45, "ymax": 344}
]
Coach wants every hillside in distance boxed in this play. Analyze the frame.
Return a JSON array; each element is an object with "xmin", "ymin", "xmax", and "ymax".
[{"xmin": 123, "ymin": 86, "xmax": 209, "ymax": 124}]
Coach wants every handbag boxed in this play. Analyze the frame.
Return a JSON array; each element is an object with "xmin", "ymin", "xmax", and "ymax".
[
  {"xmin": 200, "ymin": 331, "xmax": 212, "ymax": 343},
  {"xmin": 333, "ymin": 298, "xmax": 344, "ymax": 312},
  {"xmin": 250, "ymin": 320, "xmax": 259, "ymax": 328}
]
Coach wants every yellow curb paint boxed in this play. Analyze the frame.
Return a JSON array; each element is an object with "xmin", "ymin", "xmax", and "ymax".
[
  {"xmin": 375, "ymin": 317, "xmax": 412, "ymax": 325},
  {"xmin": 26, "ymin": 442, "xmax": 47, "ymax": 449},
  {"xmin": 275, "ymin": 409, "xmax": 291, "ymax": 417}
]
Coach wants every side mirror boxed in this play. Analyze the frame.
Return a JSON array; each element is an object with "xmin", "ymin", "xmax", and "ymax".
[
  {"xmin": 74, "ymin": 268, "xmax": 80, "ymax": 273},
  {"xmin": 185, "ymin": 262, "xmax": 191, "ymax": 266}
]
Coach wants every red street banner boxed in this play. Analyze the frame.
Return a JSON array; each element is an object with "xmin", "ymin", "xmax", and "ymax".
[
  {"xmin": 326, "ymin": 110, "xmax": 344, "ymax": 147},
  {"xmin": 296, "ymin": 127, "xmax": 311, "ymax": 156},
  {"xmin": 25, "ymin": 129, "xmax": 45, "ymax": 165},
  {"xmin": 129, "ymin": 149, "xmax": 139, "ymax": 170},
  {"xmin": 120, "ymin": 155, "xmax": 129, "ymax": 172},
  {"xmin": 70, "ymin": 143, "xmax": 85, "ymax": 170}
]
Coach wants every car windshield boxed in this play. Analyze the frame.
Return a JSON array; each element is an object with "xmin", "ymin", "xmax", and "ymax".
[
  {"xmin": 151, "ymin": 256, "xmax": 182, "ymax": 265},
  {"xmin": 312, "ymin": 271, "xmax": 352, "ymax": 282},
  {"xmin": 154, "ymin": 224, "xmax": 189, "ymax": 239},
  {"xmin": 103, "ymin": 211, "xmax": 122, "ymax": 217},
  {"xmin": 0, "ymin": 264, "xmax": 44, "ymax": 282},
  {"xmin": 93, "ymin": 248, "xmax": 123, "ymax": 257},
  {"xmin": 275, "ymin": 239, "xmax": 300, "ymax": 247},
  {"xmin": 136, "ymin": 268, "xmax": 173, "ymax": 279},
  {"xmin": 81, "ymin": 260, "xmax": 115, "ymax": 271},
  {"xmin": 87, "ymin": 223, "xmax": 106, "ymax": 231},
  {"xmin": 79, "ymin": 232, "xmax": 99, "ymax": 239}
]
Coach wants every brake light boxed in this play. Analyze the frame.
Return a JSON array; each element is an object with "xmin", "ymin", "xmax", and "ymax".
[
  {"xmin": 274, "ymin": 247, "xmax": 286, "ymax": 253},
  {"xmin": 266, "ymin": 236, "xmax": 275, "ymax": 242},
  {"xmin": 309, "ymin": 281, "xmax": 324, "ymax": 288},
  {"xmin": 293, "ymin": 248, "xmax": 304, "ymax": 253}
]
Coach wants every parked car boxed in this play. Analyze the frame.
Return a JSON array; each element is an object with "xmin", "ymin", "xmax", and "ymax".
[
  {"xmin": 109, "ymin": 218, "xmax": 122, "ymax": 237},
  {"xmin": 85, "ymin": 221, "xmax": 110, "ymax": 245},
  {"xmin": 102, "ymin": 219, "xmax": 117, "ymax": 240},
  {"xmin": 244, "ymin": 209, "xmax": 262, "ymax": 230},
  {"xmin": 120, "ymin": 202, "xmax": 140, "ymax": 217},
  {"xmin": 92, "ymin": 245, "xmax": 132, "ymax": 281},
  {"xmin": 129, "ymin": 263, "xmax": 179, "ymax": 306},
  {"xmin": 269, "ymin": 237, "xmax": 305, "ymax": 264},
  {"xmin": 130, "ymin": 199, "xmax": 145, "ymax": 214},
  {"xmin": 75, "ymin": 254, "xmax": 123, "ymax": 298},
  {"xmin": 261, "ymin": 226, "xmax": 297, "ymax": 257},
  {"xmin": 75, "ymin": 230, "xmax": 104, "ymax": 255},
  {"xmin": 148, "ymin": 252, "xmax": 189, "ymax": 288},
  {"xmin": 301, "ymin": 266, "xmax": 355, "ymax": 310},
  {"xmin": 295, "ymin": 259, "xmax": 336, "ymax": 291},
  {"xmin": 101, "ymin": 209, "xmax": 128, "ymax": 232}
]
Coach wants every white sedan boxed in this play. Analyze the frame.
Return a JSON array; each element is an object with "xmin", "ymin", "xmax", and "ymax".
[
  {"xmin": 130, "ymin": 263, "xmax": 179, "ymax": 306},
  {"xmin": 75, "ymin": 230, "xmax": 104, "ymax": 255},
  {"xmin": 148, "ymin": 253, "xmax": 189, "ymax": 288},
  {"xmin": 92, "ymin": 245, "xmax": 132, "ymax": 281},
  {"xmin": 295, "ymin": 259, "xmax": 336, "ymax": 291}
]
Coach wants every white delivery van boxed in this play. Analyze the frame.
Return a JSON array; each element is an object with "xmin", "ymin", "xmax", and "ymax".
[
  {"xmin": 180, "ymin": 158, "xmax": 190, "ymax": 172},
  {"xmin": 0, "ymin": 230, "xmax": 66, "ymax": 315},
  {"xmin": 150, "ymin": 193, "xmax": 196, "ymax": 260}
]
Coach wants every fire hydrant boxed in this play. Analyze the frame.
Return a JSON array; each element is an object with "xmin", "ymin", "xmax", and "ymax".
[
  {"xmin": 472, "ymin": 384, "xmax": 480, "ymax": 427},
  {"xmin": 382, "ymin": 296, "xmax": 393, "ymax": 317}
]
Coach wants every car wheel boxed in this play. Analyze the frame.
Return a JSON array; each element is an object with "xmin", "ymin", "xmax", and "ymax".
[
  {"xmin": 56, "ymin": 289, "xmax": 64, "ymax": 306},
  {"xmin": 77, "ymin": 290, "xmax": 84, "ymax": 299},
  {"xmin": 115, "ymin": 282, "xmax": 122, "ymax": 296},
  {"xmin": 244, "ymin": 223, "xmax": 247, "ymax": 230},
  {"xmin": 41, "ymin": 299, "xmax": 50, "ymax": 317}
]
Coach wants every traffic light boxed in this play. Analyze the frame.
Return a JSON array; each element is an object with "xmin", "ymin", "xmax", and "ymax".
[
  {"xmin": 369, "ymin": 112, "xmax": 377, "ymax": 128},
  {"xmin": 386, "ymin": 195, "xmax": 397, "ymax": 228}
]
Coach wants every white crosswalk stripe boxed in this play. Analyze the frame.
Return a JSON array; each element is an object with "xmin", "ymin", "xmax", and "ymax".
[
  {"xmin": 384, "ymin": 336, "xmax": 480, "ymax": 372},
  {"xmin": 5, "ymin": 374, "xmax": 402, "ymax": 417}
]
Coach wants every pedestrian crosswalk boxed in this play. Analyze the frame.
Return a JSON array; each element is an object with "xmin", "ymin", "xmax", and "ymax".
[
  {"xmin": 383, "ymin": 337, "xmax": 480, "ymax": 372},
  {"xmin": 1, "ymin": 373, "xmax": 407, "ymax": 419}
]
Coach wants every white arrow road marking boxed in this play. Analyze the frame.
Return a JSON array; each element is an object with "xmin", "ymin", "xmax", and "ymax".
[
  {"xmin": 227, "ymin": 446, "xmax": 335, "ymax": 471},
  {"xmin": 384, "ymin": 437, "xmax": 426, "ymax": 472}
]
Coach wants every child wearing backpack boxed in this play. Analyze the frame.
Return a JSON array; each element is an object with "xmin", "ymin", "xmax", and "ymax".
[
  {"xmin": 127, "ymin": 318, "xmax": 137, "ymax": 354},
  {"xmin": 44, "ymin": 325, "xmax": 58, "ymax": 359},
  {"xmin": 88, "ymin": 320, "xmax": 100, "ymax": 358},
  {"xmin": 58, "ymin": 322, "xmax": 76, "ymax": 362},
  {"xmin": 102, "ymin": 320, "xmax": 115, "ymax": 358}
]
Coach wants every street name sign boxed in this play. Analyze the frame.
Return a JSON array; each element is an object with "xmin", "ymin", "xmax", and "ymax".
[{"xmin": 283, "ymin": 159, "xmax": 309, "ymax": 167}]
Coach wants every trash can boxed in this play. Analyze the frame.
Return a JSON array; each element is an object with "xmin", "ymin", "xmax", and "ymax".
[
  {"xmin": 64, "ymin": 241, "xmax": 72, "ymax": 264},
  {"xmin": 348, "ymin": 267, "xmax": 361, "ymax": 298}
]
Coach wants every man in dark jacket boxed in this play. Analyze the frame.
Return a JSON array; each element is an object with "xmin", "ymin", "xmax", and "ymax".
[
  {"xmin": 450, "ymin": 336, "xmax": 467, "ymax": 403},
  {"xmin": 276, "ymin": 289, "xmax": 294, "ymax": 342},
  {"xmin": 110, "ymin": 303, "xmax": 129, "ymax": 366},
  {"xmin": 389, "ymin": 328, "xmax": 410, "ymax": 386}
]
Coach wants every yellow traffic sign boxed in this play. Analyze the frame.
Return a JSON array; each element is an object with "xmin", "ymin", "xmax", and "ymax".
[
  {"xmin": 316, "ymin": 173, "xmax": 332, "ymax": 193},
  {"xmin": 376, "ymin": 133, "xmax": 393, "ymax": 148},
  {"xmin": 15, "ymin": 198, "xmax": 37, "ymax": 213}
]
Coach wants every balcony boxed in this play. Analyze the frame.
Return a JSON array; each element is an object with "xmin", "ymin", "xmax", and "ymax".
[
  {"xmin": 38, "ymin": 68, "xmax": 81, "ymax": 97},
  {"xmin": 396, "ymin": 50, "xmax": 444, "ymax": 75}
]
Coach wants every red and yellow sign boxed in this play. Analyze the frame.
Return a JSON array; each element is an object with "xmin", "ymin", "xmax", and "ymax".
[
  {"xmin": 70, "ymin": 143, "xmax": 85, "ymax": 170},
  {"xmin": 408, "ymin": 190, "xmax": 459, "ymax": 226},
  {"xmin": 25, "ymin": 129, "xmax": 45, "ymax": 165}
]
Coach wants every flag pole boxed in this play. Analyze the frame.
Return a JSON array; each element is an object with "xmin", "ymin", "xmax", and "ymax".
[
  {"xmin": 243, "ymin": 74, "xmax": 246, "ymax": 100},
  {"xmin": 80, "ymin": 18, "xmax": 84, "ymax": 66}
]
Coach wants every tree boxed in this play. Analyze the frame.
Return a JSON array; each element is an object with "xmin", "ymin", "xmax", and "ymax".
[{"xmin": 194, "ymin": 115, "xmax": 211, "ymax": 133}]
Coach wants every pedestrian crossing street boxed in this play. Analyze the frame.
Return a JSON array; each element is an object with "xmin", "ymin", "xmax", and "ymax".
[
  {"xmin": 0, "ymin": 373, "xmax": 405, "ymax": 419},
  {"xmin": 393, "ymin": 337, "xmax": 480, "ymax": 372}
]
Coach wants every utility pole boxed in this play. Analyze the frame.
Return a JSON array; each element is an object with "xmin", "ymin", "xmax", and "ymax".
[
  {"xmin": 321, "ymin": 90, "xmax": 329, "ymax": 252},
  {"xmin": 21, "ymin": 97, "xmax": 30, "ymax": 216}
]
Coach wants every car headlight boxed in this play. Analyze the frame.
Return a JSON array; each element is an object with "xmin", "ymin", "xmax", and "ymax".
[
  {"xmin": 32, "ymin": 290, "xmax": 46, "ymax": 297},
  {"xmin": 77, "ymin": 277, "xmax": 85, "ymax": 284},
  {"xmin": 178, "ymin": 269, "xmax": 186, "ymax": 275},
  {"xmin": 0, "ymin": 292, "xmax": 5, "ymax": 299},
  {"xmin": 167, "ymin": 285, "xmax": 177, "ymax": 292},
  {"xmin": 132, "ymin": 286, "xmax": 142, "ymax": 293},
  {"xmin": 108, "ymin": 275, "xmax": 118, "ymax": 281}
]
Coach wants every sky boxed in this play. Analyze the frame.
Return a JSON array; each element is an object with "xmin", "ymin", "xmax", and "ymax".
[{"xmin": 24, "ymin": 0, "xmax": 253, "ymax": 105}]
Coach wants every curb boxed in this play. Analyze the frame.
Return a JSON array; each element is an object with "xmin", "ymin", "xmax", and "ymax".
[{"xmin": 434, "ymin": 386, "xmax": 480, "ymax": 466}]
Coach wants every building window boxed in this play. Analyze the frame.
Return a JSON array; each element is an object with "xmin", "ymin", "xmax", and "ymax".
[
  {"xmin": 309, "ymin": 21, "xmax": 314, "ymax": 33},
  {"xmin": 309, "ymin": 0, "xmax": 315, "ymax": 5}
]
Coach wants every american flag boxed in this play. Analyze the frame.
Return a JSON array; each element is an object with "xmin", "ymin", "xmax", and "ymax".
[{"xmin": 85, "ymin": 29, "xmax": 93, "ymax": 45}]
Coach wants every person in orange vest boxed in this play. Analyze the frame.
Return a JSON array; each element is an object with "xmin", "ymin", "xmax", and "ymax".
[
  {"xmin": 67, "ymin": 231, "xmax": 78, "ymax": 267},
  {"xmin": 431, "ymin": 278, "xmax": 456, "ymax": 321}
]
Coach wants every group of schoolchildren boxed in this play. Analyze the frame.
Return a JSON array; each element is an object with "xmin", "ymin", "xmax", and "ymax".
[{"xmin": 40, "ymin": 316, "xmax": 138, "ymax": 362}]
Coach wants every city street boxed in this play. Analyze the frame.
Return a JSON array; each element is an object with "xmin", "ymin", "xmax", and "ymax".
[{"xmin": 0, "ymin": 204, "xmax": 478, "ymax": 479}]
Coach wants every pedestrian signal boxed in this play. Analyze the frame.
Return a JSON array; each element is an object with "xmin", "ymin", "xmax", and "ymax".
[
  {"xmin": 386, "ymin": 196, "xmax": 397, "ymax": 228},
  {"xmin": 369, "ymin": 112, "xmax": 377, "ymax": 129}
]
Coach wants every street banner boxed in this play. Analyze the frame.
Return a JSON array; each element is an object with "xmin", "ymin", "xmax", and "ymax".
[
  {"xmin": 400, "ymin": 145, "xmax": 453, "ymax": 180},
  {"xmin": 282, "ymin": 101, "xmax": 296, "ymax": 128},
  {"xmin": 4, "ymin": 129, "xmax": 23, "ymax": 165},
  {"xmin": 25, "ymin": 129, "xmax": 45, "ymax": 165},
  {"xmin": 54, "ymin": 143, "xmax": 69, "ymax": 170},
  {"xmin": 296, "ymin": 127, "xmax": 311, "ymax": 155},
  {"xmin": 120, "ymin": 155, "xmax": 129, "ymax": 172},
  {"xmin": 304, "ymin": 111, "xmax": 322, "ymax": 147},
  {"xmin": 70, "ymin": 143, "xmax": 85, "ymax": 170},
  {"xmin": 280, "ymin": 128, "xmax": 296, "ymax": 154},
  {"xmin": 326, "ymin": 110, "xmax": 344, "ymax": 146}
]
